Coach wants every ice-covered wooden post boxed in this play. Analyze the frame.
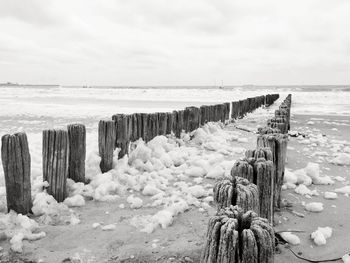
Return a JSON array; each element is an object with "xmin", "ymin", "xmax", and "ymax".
[
  {"xmin": 43, "ymin": 129, "xmax": 69, "ymax": 202},
  {"xmin": 1, "ymin": 132, "xmax": 32, "ymax": 214},
  {"xmin": 98, "ymin": 120, "xmax": 116, "ymax": 173},
  {"xmin": 67, "ymin": 124, "xmax": 86, "ymax": 183}
]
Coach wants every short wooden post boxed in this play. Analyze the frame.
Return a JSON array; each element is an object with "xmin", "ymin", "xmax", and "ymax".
[
  {"xmin": 98, "ymin": 120, "xmax": 116, "ymax": 173},
  {"xmin": 67, "ymin": 124, "xmax": 86, "ymax": 183},
  {"xmin": 201, "ymin": 206, "xmax": 274, "ymax": 263},
  {"xmin": 231, "ymin": 160, "xmax": 254, "ymax": 182},
  {"xmin": 214, "ymin": 177, "xmax": 259, "ymax": 213},
  {"xmin": 43, "ymin": 129, "xmax": 69, "ymax": 202},
  {"xmin": 1, "ymin": 132, "xmax": 32, "ymax": 214}
]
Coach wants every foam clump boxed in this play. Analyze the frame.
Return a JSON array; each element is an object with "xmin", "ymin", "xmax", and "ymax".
[
  {"xmin": 280, "ymin": 232, "xmax": 300, "ymax": 245},
  {"xmin": 305, "ymin": 202, "xmax": 323, "ymax": 212},
  {"xmin": 127, "ymin": 195, "xmax": 143, "ymax": 209},
  {"xmin": 64, "ymin": 194, "xmax": 85, "ymax": 207},
  {"xmin": 0, "ymin": 211, "xmax": 46, "ymax": 253},
  {"xmin": 311, "ymin": 227, "xmax": 332, "ymax": 246},
  {"xmin": 324, "ymin": 192, "xmax": 338, "ymax": 200},
  {"xmin": 331, "ymin": 153, "xmax": 350, "ymax": 166}
]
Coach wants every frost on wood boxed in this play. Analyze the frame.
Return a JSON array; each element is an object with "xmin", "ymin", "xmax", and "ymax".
[
  {"xmin": 1, "ymin": 132, "xmax": 32, "ymax": 214},
  {"xmin": 213, "ymin": 176, "xmax": 259, "ymax": 214},
  {"xmin": 201, "ymin": 205, "xmax": 274, "ymax": 263},
  {"xmin": 67, "ymin": 124, "xmax": 86, "ymax": 183},
  {"xmin": 98, "ymin": 120, "xmax": 116, "ymax": 173},
  {"xmin": 42, "ymin": 129, "xmax": 69, "ymax": 202}
]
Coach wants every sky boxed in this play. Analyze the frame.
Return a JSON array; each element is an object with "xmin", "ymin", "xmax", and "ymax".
[{"xmin": 0, "ymin": 0, "xmax": 349, "ymax": 86}]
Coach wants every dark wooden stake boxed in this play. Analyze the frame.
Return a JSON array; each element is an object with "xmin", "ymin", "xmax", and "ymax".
[
  {"xmin": 98, "ymin": 120, "xmax": 116, "ymax": 173},
  {"xmin": 1, "ymin": 132, "xmax": 32, "ymax": 214},
  {"xmin": 67, "ymin": 124, "xmax": 86, "ymax": 183},
  {"xmin": 43, "ymin": 129, "xmax": 69, "ymax": 202}
]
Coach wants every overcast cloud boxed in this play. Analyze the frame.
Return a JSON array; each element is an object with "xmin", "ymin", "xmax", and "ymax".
[{"xmin": 0, "ymin": 0, "xmax": 349, "ymax": 85}]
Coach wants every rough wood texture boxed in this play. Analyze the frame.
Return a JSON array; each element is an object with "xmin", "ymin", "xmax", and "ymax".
[
  {"xmin": 165, "ymin": 112, "xmax": 173, "ymax": 135},
  {"xmin": 113, "ymin": 114, "xmax": 129, "ymax": 158},
  {"xmin": 257, "ymin": 134, "xmax": 288, "ymax": 208},
  {"xmin": 43, "ymin": 129, "xmax": 69, "ymax": 202},
  {"xmin": 67, "ymin": 124, "xmax": 86, "ymax": 183},
  {"xmin": 254, "ymin": 159, "xmax": 274, "ymax": 224},
  {"xmin": 231, "ymin": 150, "xmax": 274, "ymax": 223},
  {"xmin": 213, "ymin": 176, "xmax": 259, "ymax": 213},
  {"xmin": 231, "ymin": 160, "xmax": 254, "ymax": 182},
  {"xmin": 98, "ymin": 120, "xmax": 116, "ymax": 173},
  {"xmin": 1, "ymin": 132, "xmax": 32, "ymax": 214},
  {"xmin": 158, "ymin": 112, "xmax": 167, "ymax": 135},
  {"xmin": 141, "ymin": 113, "xmax": 149, "ymax": 142},
  {"xmin": 185, "ymin": 106, "xmax": 200, "ymax": 132},
  {"xmin": 148, "ymin": 113, "xmax": 159, "ymax": 140},
  {"xmin": 201, "ymin": 206, "xmax": 274, "ymax": 263}
]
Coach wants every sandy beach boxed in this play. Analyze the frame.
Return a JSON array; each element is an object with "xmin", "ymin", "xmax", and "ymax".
[{"xmin": 0, "ymin": 101, "xmax": 348, "ymax": 262}]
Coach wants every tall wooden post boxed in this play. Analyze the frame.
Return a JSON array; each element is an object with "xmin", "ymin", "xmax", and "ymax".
[
  {"xmin": 113, "ymin": 114, "xmax": 129, "ymax": 158},
  {"xmin": 98, "ymin": 120, "xmax": 116, "ymax": 173},
  {"xmin": 166, "ymin": 112, "xmax": 173, "ymax": 135},
  {"xmin": 43, "ymin": 129, "xmax": 69, "ymax": 202},
  {"xmin": 158, "ymin": 112, "xmax": 167, "ymax": 135},
  {"xmin": 257, "ymin": 134, "xmax": 288, "ymax": 208},
  {"xmin": 1, "ymin": 132, "xmax": 32, "ymax": 214},
  {"xmin": 67, "ymin": 124, "xmax": 86, "ymax": 183}
]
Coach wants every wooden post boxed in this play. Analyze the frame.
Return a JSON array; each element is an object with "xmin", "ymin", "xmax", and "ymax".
[
  {"xmin": 257, "ymin": 134, "xmax": 288, "ymax": 208},
  {"xmin": 148, "ymin": 113, "xmax": 159, "ymax": 140},
  {"xmin": 98, "ymin": 120, "xmax": 116, "ymax": 173},
  {"xmin": 141, "ymin": 113, "xmax": 149, "ymax": 142},
  {"xmin": 201, "ymin": 206, "xmax": 275, "ymax": 263},
  {"xmin": 67, "ymin": 124, "xmax": 86, "ymax": 183},
  {"xmin": 1, "ymin": 132, "xmax": 32, "ymax": 214},
  {"xmin": 231, "ymin": 160, "xmax": 254, "ymax": 182},
  {"xmin": 214, "ymin": 177, "xmax": 259, "ymax": 213},
  {"xmin": 158, "ymin": 112, "xmax": 167, "ymax": 135},
  {"xmin": 166, "ymin": 112, "xmax": 173, "ymax": 135},
  {"xmin": 113, "ymin": 114, "xmax": 129, "ymax": 158},
  {"xmin": 43, "ymin": 129, "xmax": 69, "ymax": 202}
]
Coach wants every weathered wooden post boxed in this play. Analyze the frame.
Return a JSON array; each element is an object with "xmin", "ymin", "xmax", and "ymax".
[
  {"xmin": 113, "ymin": 114, "xmax": 129, "ymax": 158},
  {"xmin": 98, "ymin": 120, "xmax": 116, "ymax": 173},
  {"xmin": 141, "ymin": 113, "xmax": 149, "ymax": 142},
  {"xmin": 166, "ymin": 112, "xmax": 173, "ymax": 135},
  {"xmin": 148, "ymin": 113, "xmax": 159, "ymax": 140},
  {"xmin": 130, "ymin": 114, "xmax": 138, "ymax": 142},
  {"xmin": 257, "ymin": 134, "xmax": 288, "ymax": 208},
  {"xmin": 67, "ymin": 124, "xmax": 86, "ymax": 183},
  {"xmin": 158, "ymin": 112, "xmax": 167, "ymax": 135},
  {"xmin": 1, "ymin": 132, "xmax": 32, "ymax": 214},
  {"xmin": 201, "ymin": 206, "xmax": 275, "ymax": 263},
  {"xmin": 213, "ymin": 176, "xmax": 259, "ymax": 213},
  {"xmin": 43, "ymin": 129, "xmax": 69, "ymax": 202}
]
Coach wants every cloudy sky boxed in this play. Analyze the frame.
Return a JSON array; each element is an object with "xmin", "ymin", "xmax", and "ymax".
[{"xmin": 0, "ymin": 0, "xmax": 349, "ymax": 86}]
